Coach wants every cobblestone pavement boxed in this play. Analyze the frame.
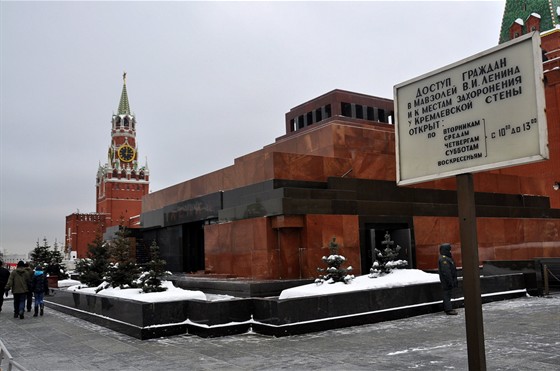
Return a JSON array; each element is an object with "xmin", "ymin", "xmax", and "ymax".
[{"xmin": 1, "ymin": 293, "xmax": 559, "ymax": 370}]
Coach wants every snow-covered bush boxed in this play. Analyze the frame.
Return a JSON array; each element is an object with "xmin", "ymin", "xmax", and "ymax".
[
  {"xmin": 369, "ymin": 231, "xmax": 408, "ymax": 278},
  {"xmin": 75, "ymin": 230, "xmax": 171, "ymax": 293},
  {"xmin": 316, "ymin": 237, "xmax": 354, "ymax": 284},
  {"xmin": 134, "ymin": 240, "xmax": 171, "ymax": 293}
]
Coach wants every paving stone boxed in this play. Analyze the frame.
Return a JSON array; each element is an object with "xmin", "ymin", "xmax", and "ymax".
[{"xmin": 0, "ymin": 294, "xmax": 558, "ymax": 371}]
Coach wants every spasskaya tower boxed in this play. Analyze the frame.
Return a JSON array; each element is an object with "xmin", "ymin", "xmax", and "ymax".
[
  {"xmin": 96, "ymin": 72, "xmax": 150, "ymax": 227},
  {"xmin": 66, "ymin": 73, "xmax": 150, "ymax": 259}
]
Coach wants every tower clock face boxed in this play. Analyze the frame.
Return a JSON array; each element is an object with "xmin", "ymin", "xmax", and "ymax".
[{"xmin": 118, "ymin": 144, "xmax": 135, "ymax": 162}]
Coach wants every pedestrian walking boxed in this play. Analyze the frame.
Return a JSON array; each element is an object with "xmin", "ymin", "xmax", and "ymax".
[
  {"xmin": 438, "ymin": 243, "xmax": 458, "ymax": 315},
  {"xmin": 0, "ymin": 260, "xmax": 10, "ymax": 313},
  {"xmin": 31, "ymin": 265, "xmax": 49, "ymax": 317},
  {"xmin": 5, "ymin": 260, "xmax": 31, "ymax": 319},
  {"xmin": 24, "ymin": 262, "xmax": 33, "ymax": 312}
]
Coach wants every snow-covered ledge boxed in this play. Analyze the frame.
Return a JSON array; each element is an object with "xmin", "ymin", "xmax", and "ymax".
[{"xmin": 45, "ymin": 272, "xmax": 528, "ymax": 339}]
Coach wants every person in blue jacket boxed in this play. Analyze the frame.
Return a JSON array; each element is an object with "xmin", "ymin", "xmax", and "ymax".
[
  {"xmin": 438, "ymin": 243, "xmax": 458, "ymax": 315},
  {"xmin": 31, "ymin": 265, "xmax": 49, "ymax": 317}
]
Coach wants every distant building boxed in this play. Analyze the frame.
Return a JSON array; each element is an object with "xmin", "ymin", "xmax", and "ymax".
[
  {"xmin": 1, "ymin": 253, "xmax": 29, "ymax": 269},
  {"xmin": 65, "ymin": 74, "xmax": 150, "ymax": 258},
  {"xmin": 65, "ymin": 213, "xmax": 105, "ymax": 259}
]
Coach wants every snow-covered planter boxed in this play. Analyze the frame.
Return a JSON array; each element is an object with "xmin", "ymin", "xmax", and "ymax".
[
  {"xmin": 46, "ymin": 280, "xmax": 249, "ymax": 339},
  {"xmin": 282, "ymin": 270, "xmax": 439, "ymax": 299},
  {"xmin": 255, "ymin": 272, "xmax": 528, "ymax": 337},
  {"xmin": 44, "ymin": 272, "xmax": 529, "ymax": 339}
]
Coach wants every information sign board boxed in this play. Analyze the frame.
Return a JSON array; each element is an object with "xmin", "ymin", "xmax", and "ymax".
[{"xmin": 394, "ymin": 32, "xmax": 548, "ymax": 186}]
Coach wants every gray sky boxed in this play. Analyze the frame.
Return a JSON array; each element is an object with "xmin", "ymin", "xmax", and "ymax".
[{"xmin": 1, "ymin": 0, "xmax": 505, "ymax": 255}]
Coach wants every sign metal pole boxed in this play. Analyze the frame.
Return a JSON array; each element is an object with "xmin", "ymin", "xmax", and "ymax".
[
  {"xmin": 456, "ymin": 173, "xmax": 486, "ymax": 371},
  {"xmin": 394, "ymin": 32, "xmax": 546, "ymax": 371}
]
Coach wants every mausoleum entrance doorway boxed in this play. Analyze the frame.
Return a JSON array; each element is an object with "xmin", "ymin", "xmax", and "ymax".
[
  {"xmin": 182, "ymin": 221, "xmax": 205, "ymax": 273},
  {"xmin": 360, "ymin": 218, "xmax": 415, "ymax": 273}
]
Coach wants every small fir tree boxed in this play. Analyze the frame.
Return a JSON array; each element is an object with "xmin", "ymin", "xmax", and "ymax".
[
  {"xmin": 135, "ymin": 240, "xmax": 171, "ymax": 293},
  {"xmin": 50, "ymin": 240, "xmax": 68, "ymax": 279},
  {"xmin": 369, "ymin": 231, "xmax": 408, "ymax": 278},
  {"xmin": 30, "ymin": 238, "xmax": 52, "ymax": 268},
  {"xmin": 104, "ymin": 227, "xmax": 139, "ymax": 289},
  {"xmin": 30, "ymin": 238, "xmax": 68, "ymax": 278},
  {"xmin": 75, "ymin": 234, "xmax": 110, "ymax": 287},
  {"xmin": 316, "ymin": 236, "xmax": 354, "ymax": 284}
]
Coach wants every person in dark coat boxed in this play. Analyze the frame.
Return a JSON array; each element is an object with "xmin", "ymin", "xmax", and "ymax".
[
  {"xmin": 5, "ymin": 261, "xmax": 31, "ymax": 319},
  {"xmin": 0, "ymin": 260, "xmax": 11, "ymax": 313},
  {"xmin": 24, "ymin": 262, "xmax": 33, "ymax": 312},
  {"xmin": 31, "ymin": 266, "xmax": 49, "ymax": 317},
  {"xmin": 438, "ymin": 243, "xmax": 458, "ymax": 315}
]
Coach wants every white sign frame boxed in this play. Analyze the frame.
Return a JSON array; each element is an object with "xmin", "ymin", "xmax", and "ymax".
[{"xmin": 394, "ymin": 32, "xmax": 548, "ymax": 186}]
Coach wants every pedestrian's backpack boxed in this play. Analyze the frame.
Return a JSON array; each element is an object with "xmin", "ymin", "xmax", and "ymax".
[{"xmin": 34, "ymin": 273, "xmax": 46, "ymax": 293}]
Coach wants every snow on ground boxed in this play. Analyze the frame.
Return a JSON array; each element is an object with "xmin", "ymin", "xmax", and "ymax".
[
  {"xmin": 278, "ymin": 269, "xmax": 440, "ymax": 300},
  {"xmin": 59, "ymin": 269, "xmax": 440, "ymax": 303},
  {"xmin": 63, "ymin": 280, "xmax": 207, "ymax": 302}
]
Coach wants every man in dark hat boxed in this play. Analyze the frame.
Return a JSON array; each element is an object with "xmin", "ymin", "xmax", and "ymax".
[
  {"xmin": 5, "ymin": 261, "xmax": 31, "ymax": 319},
  {"xmin": 438, "ymin": 243, "xmax": 459, "ymax": 315}
]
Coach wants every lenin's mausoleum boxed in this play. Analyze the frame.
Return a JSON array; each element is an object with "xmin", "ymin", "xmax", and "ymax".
[{"xmin": 68, "ymin": 1, "xmax": 560, "ymax": 280}]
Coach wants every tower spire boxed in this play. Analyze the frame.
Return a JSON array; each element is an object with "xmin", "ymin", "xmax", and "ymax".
[{"xmin": 117, "ymin": 71, "xmax": 131, "ymax": 115}]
